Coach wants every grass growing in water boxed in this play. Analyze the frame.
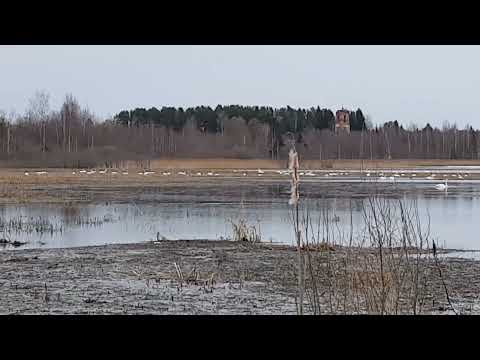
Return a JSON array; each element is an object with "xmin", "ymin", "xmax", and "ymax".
[{"xmin": 230, "ymin": 219, "xmax": 261, "ymax": 243}]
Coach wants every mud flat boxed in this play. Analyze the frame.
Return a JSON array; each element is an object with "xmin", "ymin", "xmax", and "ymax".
[{"xmin": 0, "ymin": 240, "xmax": 478, "ymax": 314}]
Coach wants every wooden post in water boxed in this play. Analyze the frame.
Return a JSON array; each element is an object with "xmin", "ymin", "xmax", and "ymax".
[
  {"xmin": 7, "ymin": 126, "xmax": 10, "ymax": 156},
  {"xmin": 289, "ymin": 145, "xmax": 303, "ymax": 315}
]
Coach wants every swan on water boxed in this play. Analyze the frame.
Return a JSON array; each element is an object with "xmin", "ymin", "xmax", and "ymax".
[{"xmin": 435, "ymin": 180, "xmax": 448, "ymax": 191}]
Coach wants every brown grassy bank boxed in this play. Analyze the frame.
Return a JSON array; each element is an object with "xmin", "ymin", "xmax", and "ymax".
[
  {"xmin": 2, "ymin": 158, "xmax": 480, "ymax": 171},
  {"xmin": 69, "ymin": 158, "xmax": 480, "ymax": 170}
]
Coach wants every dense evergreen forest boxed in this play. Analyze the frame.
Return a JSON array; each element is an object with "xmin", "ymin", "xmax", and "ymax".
[
  {"xmin": 114, "ymin": 105, "xmax": 368, "ymax": 134},
  {"xmin": 0, "ymin": 91, "xmax": 478, "ymax": 167}
]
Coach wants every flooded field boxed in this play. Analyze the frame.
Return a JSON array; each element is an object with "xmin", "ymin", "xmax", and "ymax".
[
  {"xmin": 1, "ymin": 170, "xmax": 480, "ymax": 251},
  {"xmin": 1, "ymin": 167, "xmax": 480, "ymax": 315}
]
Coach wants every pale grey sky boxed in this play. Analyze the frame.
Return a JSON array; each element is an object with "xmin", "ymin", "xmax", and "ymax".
[{"xmin": 0, "ymin": 45, "xmax": 479, "ymax": 128}]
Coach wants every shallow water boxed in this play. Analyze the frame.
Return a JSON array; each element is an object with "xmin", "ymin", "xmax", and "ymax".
[{"xmin": 1, "ymin": 178, "xmax": 479, "ymax": 251}]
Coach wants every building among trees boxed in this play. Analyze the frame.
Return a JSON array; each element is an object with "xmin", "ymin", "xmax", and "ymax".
[
  {"xmin": 2, "ymin": 92, "xmax": 479, "ymax": 164},
  {"xmin": 335, "ymin": 109, "xmax": 350, "ymax": 133}
]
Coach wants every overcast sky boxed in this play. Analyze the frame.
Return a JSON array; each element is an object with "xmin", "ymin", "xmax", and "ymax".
[{"xmin": 1, "ymin": 45, "xmax": 479, "ymax": 128}]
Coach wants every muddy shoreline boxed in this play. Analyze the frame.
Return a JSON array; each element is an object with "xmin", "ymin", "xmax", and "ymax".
[{"xmin": 0, "ymin": 240, "xmax": 478, "ymax": 314}]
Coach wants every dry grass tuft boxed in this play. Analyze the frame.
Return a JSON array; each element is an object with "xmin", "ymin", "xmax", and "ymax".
[{"xmin": 230, "ymin": 219, "xmax": 261, "ymax": 243}]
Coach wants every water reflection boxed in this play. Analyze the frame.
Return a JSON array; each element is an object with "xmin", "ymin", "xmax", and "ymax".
[{"xmin": 0, "ymin": 181, "xmax": 479, "ymax": 251}]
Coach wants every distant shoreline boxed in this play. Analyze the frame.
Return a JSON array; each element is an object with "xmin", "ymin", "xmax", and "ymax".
[
  {"xmin": 1, "ymin": 158, "xmax": 480, "ymax": 170},
  {"xmin": 0, "ymin": 165, "xmax": 478, "ymax": 205}
]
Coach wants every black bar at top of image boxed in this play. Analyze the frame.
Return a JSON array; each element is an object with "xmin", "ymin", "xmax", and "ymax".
[{"xmin": 1, "ymin": 3, "xmax": 480, "ymax": 45}]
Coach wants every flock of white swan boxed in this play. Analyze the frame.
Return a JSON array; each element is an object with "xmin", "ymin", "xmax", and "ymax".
[{"xmin": 22, "ymin": 168, "xmax": 468, "ymax": 191}]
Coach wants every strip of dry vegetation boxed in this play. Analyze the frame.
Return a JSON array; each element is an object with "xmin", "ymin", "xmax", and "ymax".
[{"xmin": 2, "ymin": 158, "xmax": 480, "ymax": 170}]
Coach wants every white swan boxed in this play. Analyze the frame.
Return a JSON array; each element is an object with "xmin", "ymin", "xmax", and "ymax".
[{"xmin": 435, "ymin": 180, "xmax": 448, "ymax": 191}]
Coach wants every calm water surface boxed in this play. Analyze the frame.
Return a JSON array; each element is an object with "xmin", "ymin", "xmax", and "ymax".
[{"xmin": 1, "ymin": 179, "xmax": 479, "ymax": 250}]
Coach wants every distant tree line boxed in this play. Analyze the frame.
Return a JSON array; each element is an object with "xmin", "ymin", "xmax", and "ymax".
[
  {"xmin": 0, "ymin": 91, "xmax": 478, "ymax": 167},
  {"xmin": 114, "ymin": 105, "xmax": 368, "ymax": 134}
]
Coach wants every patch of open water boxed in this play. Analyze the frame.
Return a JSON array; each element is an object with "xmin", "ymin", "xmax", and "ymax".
[{"xmin": 1, "ymin": 179, "xmax": 479, "ymax": 252}]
